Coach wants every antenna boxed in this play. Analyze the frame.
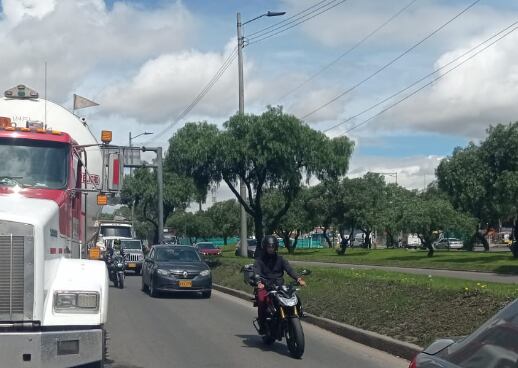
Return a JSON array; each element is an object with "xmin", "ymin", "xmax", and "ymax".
[{"xmin": 44, "ymin": 62, "xmax": 47, "ymax": 129}]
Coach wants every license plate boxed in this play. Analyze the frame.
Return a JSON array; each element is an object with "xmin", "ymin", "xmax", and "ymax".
[
  {"xmin": 179, "ymin": 280, "xmax": 192, "ymax": 288},
  {"xmin": 127, "ymin": 263, "xmax": 136, "ymax": 268}
]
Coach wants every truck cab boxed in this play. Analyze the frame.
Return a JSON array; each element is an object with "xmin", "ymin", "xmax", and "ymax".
[{"xmin": 0, "ymin": 85, "xmax": 109, "ymax": 368}]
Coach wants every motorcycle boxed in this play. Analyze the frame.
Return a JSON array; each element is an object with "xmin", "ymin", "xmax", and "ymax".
[
  {"xmin": 243, "ymin": 265, "xmax": 310, "ymax": 359},
  {"xmin": 106, "ymin": 254, "xmax": 125, "ymax": 289}
]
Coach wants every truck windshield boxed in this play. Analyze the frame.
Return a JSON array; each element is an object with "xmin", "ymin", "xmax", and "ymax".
[
  {"xmin": 101, "ymin": 226, "xmax": 132, "ymax": 238},
  {"xmin": 0, "ymin": 138, "xmax": 68, "ymax": 189}
]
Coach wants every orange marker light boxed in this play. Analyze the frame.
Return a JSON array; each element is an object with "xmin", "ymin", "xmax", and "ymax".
[
  {"xmin": 101, "ymin": 130, "xmax": 112, "ymax": 144},
  {"xmin": 96, "ymin": 193, "xmax": 108, "ymax": 206}
]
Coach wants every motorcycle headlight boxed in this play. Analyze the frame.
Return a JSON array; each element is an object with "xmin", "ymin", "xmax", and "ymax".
[
  {"xmin": 277, "ymin": 295, "xmax": 298, "ymax": 307},
  {"xmin": 200, "ymin": 270, "xmax": 211, "ymax": 277},
  {"xmin": 54, "ymin": 291, "xmax": 99, "ymax": 313},
  {"xmin": 117, "ymin": 263, "xmax": 123, "ymax": 268},
  {"xmin": 157, "ymin": 269, "xmax": 170, "ymax": 276}
]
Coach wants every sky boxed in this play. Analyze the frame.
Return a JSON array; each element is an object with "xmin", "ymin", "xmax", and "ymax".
[{"xmin": 1, "ymin": 0, "xmax": 518, "ymax": 205}]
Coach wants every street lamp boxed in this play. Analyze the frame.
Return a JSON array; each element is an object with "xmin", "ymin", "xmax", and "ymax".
[
  {"xmin": 129, "ymin": 131, "xmax": 153, "ymax": 147},
  {"xmin": 237, "ymin": 10, "xmax": 285, "ymax": 258}
]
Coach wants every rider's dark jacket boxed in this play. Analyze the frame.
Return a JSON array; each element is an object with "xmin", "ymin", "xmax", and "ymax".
[{"xmin": 253, "ymin": 253, "xmax": 299, "ymax": 287}]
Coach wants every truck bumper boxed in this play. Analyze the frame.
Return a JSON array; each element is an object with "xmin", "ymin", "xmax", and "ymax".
[{"xmin": 0, "ymin": 327, "xmax": 103, "ymax": 368}]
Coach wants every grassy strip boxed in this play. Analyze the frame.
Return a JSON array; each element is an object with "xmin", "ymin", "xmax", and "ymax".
[
  {"xmin": 211, "ymin": 257, "xmax": 518, "ymax": 346},
  {"xmin": 221, "ymin": 246, "xmax": 518, "ymax": 275}
]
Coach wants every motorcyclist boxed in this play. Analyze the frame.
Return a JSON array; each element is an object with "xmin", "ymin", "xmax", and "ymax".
[{"xmin": 253, "ymin": 235, "xmax": 306, "ymax": 334}]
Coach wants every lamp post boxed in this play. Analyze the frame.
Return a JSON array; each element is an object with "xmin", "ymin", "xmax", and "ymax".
[
  {"xmin": 237, "ymin": 10, "xmax": 285, "ymax": 258},
  {"xmin": 129, "ymin": 131, "xmax": 153, "ymax": 148}
]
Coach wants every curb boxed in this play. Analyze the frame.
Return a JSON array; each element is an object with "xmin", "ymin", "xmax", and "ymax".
[{"xmin": 213, "ymin": 283, "xmax": 422, "ymax": 361}]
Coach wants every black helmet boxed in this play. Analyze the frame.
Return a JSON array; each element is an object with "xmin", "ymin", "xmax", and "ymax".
[{"xmin": 262, "ymin": 235, "xmax": 279, "ymax": 252}]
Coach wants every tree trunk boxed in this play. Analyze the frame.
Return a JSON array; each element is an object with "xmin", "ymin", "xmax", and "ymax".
[
  {"xmin": 474, "ymin": 227, "xmax": 490, "ymax": 251},
  {"xmin": 424, "ymin": 238, "xmax": 434, "ymax": 257},
  {"xmin": 293, "ymin": 231, "xmax": 300, "ymax": 252},
  {"xmin": 364, "ymin": 230, "xmax": 372, "ymax": 249},
  {"xmin": 254, "ymin": 212, "xmax": 264, "ymax": 258},
  {"xmin": 223, "ymin": 236, "xmax": 228, "ymax": 246},
  {"xmin": 322, "ymin": 225, "xmax": 332, "ymax": 248},
  {"xmin": 284, "ymin": 234, "xmax": 293, "ymax": 254}
]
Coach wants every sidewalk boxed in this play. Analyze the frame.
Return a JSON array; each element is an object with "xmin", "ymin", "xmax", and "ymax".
[{"xmin": 290, "ymin": 260, "xmax": 518, "ymax": 284}]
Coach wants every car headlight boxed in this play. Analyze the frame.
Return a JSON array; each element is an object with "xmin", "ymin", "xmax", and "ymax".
[
  {"xmin": 200, "ymin": 270, "xmax": 211, "ymax": 277},
  {"xmin": 54, "ymin": 291, "xmax": 99, "ymax": 313},
  {"xmin": 157, "ymin": 269, "xmax": 170, "ymax": 276}
]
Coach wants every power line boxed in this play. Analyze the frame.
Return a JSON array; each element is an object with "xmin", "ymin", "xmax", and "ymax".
[
  {"xmin": 323, "ymin": 20, "xmax": 518, "ymax": 133},
  {"xmin": 246, "ymin": 0, "xmax": 331, "ymax": 39},
  {"xmin": 248, "ymin": 0, "xmax": 349, "ymax": 46},
  {"xmin": 278, "ymin": 0, "xmax": 419, "ymax": 102},
  {"xmin": 301, "ymin": 0, "xmax": 481, "ymax": 120},
  {"xmin": 144, "ymin": 47, "xmax": 238, "ymax": 146},
  {"xmin": 334, "ymin": 23, "xmax": 518, "ymax": 135}
]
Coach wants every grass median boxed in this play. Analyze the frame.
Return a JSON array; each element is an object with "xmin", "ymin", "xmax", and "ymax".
[
  {"xmin": 269, "ymin": 247, "xmax": 518, "ymax": 274},
  {"xmin": 211, "ymin": 256, "xmax": 518, "ymax": 347}
]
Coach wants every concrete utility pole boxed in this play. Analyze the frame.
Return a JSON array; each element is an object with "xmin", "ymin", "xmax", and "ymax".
[
  {"xmin": 142, "ymin": 146, "xmax": 164, "ymax": 243},
  {"xmin": 236, "ymin": 10, "xmax": 285, "ymax": 258},
  {"xmin": 237, "ymin": 12, "xmax": 248, "ymax": 259}
]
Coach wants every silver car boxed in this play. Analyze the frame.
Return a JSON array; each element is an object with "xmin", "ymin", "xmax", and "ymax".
[
  {"xmin": 410, "ymin": 298, "xmax": 518, "ymax": 367},
  {"xmin": 433, "ymin": 238, "xmax": 463, "ymax": 250}
]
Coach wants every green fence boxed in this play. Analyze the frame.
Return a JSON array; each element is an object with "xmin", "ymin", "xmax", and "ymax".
[{"xmin": 178, "ymin": 236, "xmax": 324, "ymax": 248}]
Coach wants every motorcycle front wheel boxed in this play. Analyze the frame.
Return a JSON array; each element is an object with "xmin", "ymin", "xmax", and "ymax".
[
  {"xmin": 286, "ymin": 317, "xmax": 305, "ymax": 359},
  {"xmin": 118, "ymin": 272, "xmax": 124, "ymax": 289}
]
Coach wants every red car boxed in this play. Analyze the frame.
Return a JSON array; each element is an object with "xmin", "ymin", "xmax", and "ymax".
[{"xmin": 196, "ymin": 242, "xmax": 222, "ymax": 256}]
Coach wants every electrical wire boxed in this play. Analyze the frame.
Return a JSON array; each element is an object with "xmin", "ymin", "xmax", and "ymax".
[
  {"xmin": 323, "ymin": 20, "xmax": 518, "ymax": 133},
  {"xmin": 301, "ymin": 0, "xmax": 481, "ymax": 120},
  {"xmin": 330, "ymin": 23, "xmax": 518, "ymax": 135},
  {"xmin": 278, "ymin": 0, "xmax": 419, "ymax": 102},
  {"xmin": 144, "ymin": 47, "xmax": 238, "ymax": 146},
  {"xmin": 248, "ymin": 0, "xmax": 349, "ymax": 46},
  {"xmin": 246, "ymin": 0, "xmax": 331, "ymax": 39}
]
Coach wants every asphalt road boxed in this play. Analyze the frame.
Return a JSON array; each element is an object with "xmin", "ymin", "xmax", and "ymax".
[
  {"xmin": 105, "ymin": 276, "xmax": 408, "ymax": 368},
  {"xmin": 290, "ymin": 260, "xmax": 518, "ymax": 284}
]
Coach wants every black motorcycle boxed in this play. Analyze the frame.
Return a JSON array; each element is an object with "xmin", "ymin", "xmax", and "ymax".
[
  {"xmin": 106, "ymin": 254, "xmax": 125, "ymax": 289},
  {"xmin": 243, "ymin": 265, "xmax": 310, "ymax": 359}
]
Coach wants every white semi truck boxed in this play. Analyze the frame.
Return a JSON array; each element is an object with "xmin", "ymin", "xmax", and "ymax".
[{"xmin": 0, "ymin": 84, "xmax": 110, "ymax": 367}]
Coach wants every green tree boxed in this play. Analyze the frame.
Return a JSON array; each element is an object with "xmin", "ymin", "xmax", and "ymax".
[
  {"xmin": 166, "ymin": 210, "xmax": 214, "ymax": 244},
  {"xmin": 340, "ymin": 173, "xmax": 387, "ymax": 248},
  {"xmin": 165, "ymin": 107, "xmax": 353, "ymax": 255},
  {"xmin": 401, "ymin": 194, "xmax": 475, "ymax": 256},
  {"xmin": 206, "ymin": 199, "xmax": 240, "ymax": 245},
  {"xmin": 378, "ymin": 184, "xmax": 414, "ymax": 248},
  {"xmin": 436, "ymin": 144, "xmax": 493, "ymax": 250},
  {"xmin": 262, "ymin": 188, "xmax": 313, "ymax": 254},
  {"xmin": 121, "ymin": 167, "xmax": 195, "ymax": 243}
]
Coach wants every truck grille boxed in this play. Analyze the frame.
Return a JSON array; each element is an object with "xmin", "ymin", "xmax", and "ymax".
[
  {"xmin": 0, "ymin": 222, "xmax": 34, "ymax": 321},
  {"xmin": 171, "ymin": 270, "xmax": 199, "ymax": 279},
  {"xmin": 0, "ymin": 236, "xmax": 24, "ymax": 315}
]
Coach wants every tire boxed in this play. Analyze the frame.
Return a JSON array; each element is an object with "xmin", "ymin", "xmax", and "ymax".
[
  {"xmin": 286, "ymin": 317, "xmax": 305, "ymax": 359},
  {"xmin": 82, "ymin": 361, "xmax": 104, "ymax": 368},
  {"xmin": 113, "ymin": 277, "xmax": 118, "ymax": 288},
  {"xmin": 262, "ymin": 335, "xmax": 275, "ymax": 345},
  {"xmin": 149, "ymin": 278, "xmax": 158, "ymax": 297},
  {"xmin": 201, "ymin": 290, "xmax": 211, "ymax": 298},
  {"xmin": 118, "ymin": 273, "xmax": 124, "ymax": 289},
  {"xmin": 141, "ymin": 275, "xmax": 148, "ymax": 292}
]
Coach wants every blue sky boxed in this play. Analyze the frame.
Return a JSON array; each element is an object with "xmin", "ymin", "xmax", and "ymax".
[{"xmin": 0, "ymin": 0, "xmax": 517, "ymax": 193}]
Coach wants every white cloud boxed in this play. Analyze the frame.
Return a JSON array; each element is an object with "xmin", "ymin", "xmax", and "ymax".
[
  {"xmin": 281, "ymin": 0, "xmax": 516, "ymax": 50},
  {"xmin": 348, "ymin": 154, "xmax": 443, "ymax": 190},
  {"xmin": 380, "ymin": 30, "xmax": 518, "ymax": 137},
  {"xmin": 0, "ymin": 0, "xmax": 196, "ymax": 105}
]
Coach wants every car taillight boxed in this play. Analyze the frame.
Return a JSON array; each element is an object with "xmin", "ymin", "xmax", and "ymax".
[{"xmin": 408, "ymin": 356, "xmax": 417, "ymax": 368}]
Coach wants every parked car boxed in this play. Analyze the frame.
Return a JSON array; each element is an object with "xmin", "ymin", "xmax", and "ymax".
[
  {"xmin": 196, "ymin": 242, "xmax": 222, "ymax": 258},
  {"xmin": 433, "ymin": 238, "xmax": 463, "ymax": 250},
  {"xmin": 120, "ymin": 239, "xmax": 145, "ymax": 275},
  {"xmin": 141, "ymin": 245, "xmax": 212, "ymax": 298},
  {"xmin": 409, "ymin": 298, "xmax": 518, "ymax": 367},
  {"xmin": 235, "ymin": 239, "xmax": 257, "ymax": 257}
]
